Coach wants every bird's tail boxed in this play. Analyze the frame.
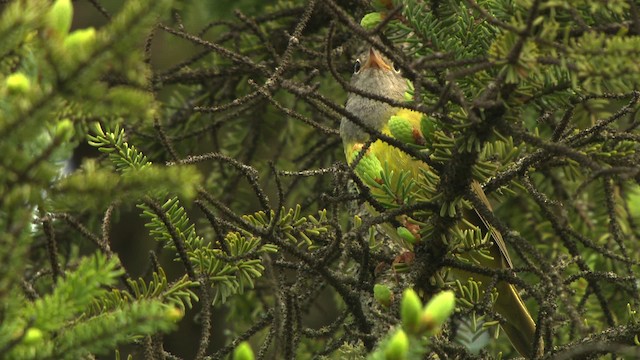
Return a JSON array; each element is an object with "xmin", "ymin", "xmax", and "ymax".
[{"xmin": 495, "ymin": 280, "xmax": 543, "ymax": 358}]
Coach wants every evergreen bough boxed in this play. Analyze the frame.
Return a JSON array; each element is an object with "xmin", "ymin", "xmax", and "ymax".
[{"xmin": 2, "ymin": 0, "xmax": 640, "ymax": 358}]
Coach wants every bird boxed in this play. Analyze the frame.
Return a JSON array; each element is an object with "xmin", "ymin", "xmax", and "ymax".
[{"xmin": 339, "ymin": 47, "xmax": 540, "ymax": 357}]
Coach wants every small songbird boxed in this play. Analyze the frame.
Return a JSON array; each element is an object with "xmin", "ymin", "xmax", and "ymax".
[{"xmin": 340, "ymin": 47, "xmax": 539, "ymax": 357}]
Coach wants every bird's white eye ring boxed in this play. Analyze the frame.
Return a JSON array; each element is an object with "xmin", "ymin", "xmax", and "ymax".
[
  {"xmin": 353, "ymin": 59, "xmax": 361, "ymax": 74},
  {"xmin": 392, "ymin": 62, "xmax": 401, "ymax": 73}
]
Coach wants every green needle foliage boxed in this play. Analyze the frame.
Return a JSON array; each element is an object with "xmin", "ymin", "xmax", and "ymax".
[
  {"xmin": 1, "ymin": 253, "xmax": 180, "ymax": 360},
  {"xmin": 3, "ymin": 0, "xmax": 640, "ymax": 359}
]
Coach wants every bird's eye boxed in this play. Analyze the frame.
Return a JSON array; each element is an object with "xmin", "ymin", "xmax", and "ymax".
[
  {"xmin": 392, "ymin": 62, "xmax": 401, "ymax": 73},
  {"xmin": 353, "ymin": 59, "xmax": 361, "ymax": 74}
]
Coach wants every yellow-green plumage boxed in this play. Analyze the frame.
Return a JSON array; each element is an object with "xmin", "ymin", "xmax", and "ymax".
[{"xmin": 341, "ymin": 48, "xmax": 540, "ymax": 357}]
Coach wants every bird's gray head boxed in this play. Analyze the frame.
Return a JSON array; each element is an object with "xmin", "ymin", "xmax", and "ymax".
[{"xmin": 340, "ymin": 48, "xmax": 409, "ymax": 143}]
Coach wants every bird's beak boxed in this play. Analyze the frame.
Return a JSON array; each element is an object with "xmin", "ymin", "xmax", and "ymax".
[{"xmin": 363, "ymin": 48, "xmax": 391, "ymax": 71}]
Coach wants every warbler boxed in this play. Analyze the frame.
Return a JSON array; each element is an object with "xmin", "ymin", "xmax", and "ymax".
[{"xmin": 340, "ymin": 47, "xmax": 539, "ymax": 357}]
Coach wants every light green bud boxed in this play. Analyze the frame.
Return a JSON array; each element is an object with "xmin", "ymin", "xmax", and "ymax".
[
  {"xmin": 389, "ymin": 116, "xmax": 413, "ymax": 143},
  {"xmin": 63, "ymin": 28, "xmax": 96, "ymax": 60},
  {"xmin": 164, "ymin": 306, "xmax": 184, "ymax": 322},
  {"xmin": 396, "ymin": 226, "xmax": 417, "ymax": 245},
  {"xmin": 374, "ymin": 284, "xmax": 393, "ymax": 308},
  {"xmin": 54, "ymin": 118, "xmax": 75, "ymax": 142},
  {"xmin": 419, "ymin": 290, "xmax": 455, "ymax": 334},
  {"xmin": 6, "ymin": 72, "xmax": 30, "ymax": 94},
  {"xmin": 384, "ymin": 329, "xmax": 409, "ymax": 360},
  {"xmin": 233, "ymin": 342, "xmax": 255, "ymax": 360},
  {"xmin": 400, "ymin": 288, "xmax": 422, "ymax": 334},
  {"xmin": 389, "ymin": 116, "xmax": 425, "ymax": 146},
  {"xmin": 351, "ymin": 148, "xmax": 384, "ymax": 187},
  {"xmin": 22, "ymin": 328, "xmax": 44, "ymax": 344},
  {"xmin": 46, "ymin": 0, "xmax": 73, "ymax": 36},
  {"xmin": 360, "ymin": 13, "xmax": 383, "ymax": 30}
]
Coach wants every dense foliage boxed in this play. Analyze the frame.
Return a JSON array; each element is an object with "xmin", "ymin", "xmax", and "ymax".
[{"xmin": 2, "ymin": 0, "xmax": 640, "ymax": 359}]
